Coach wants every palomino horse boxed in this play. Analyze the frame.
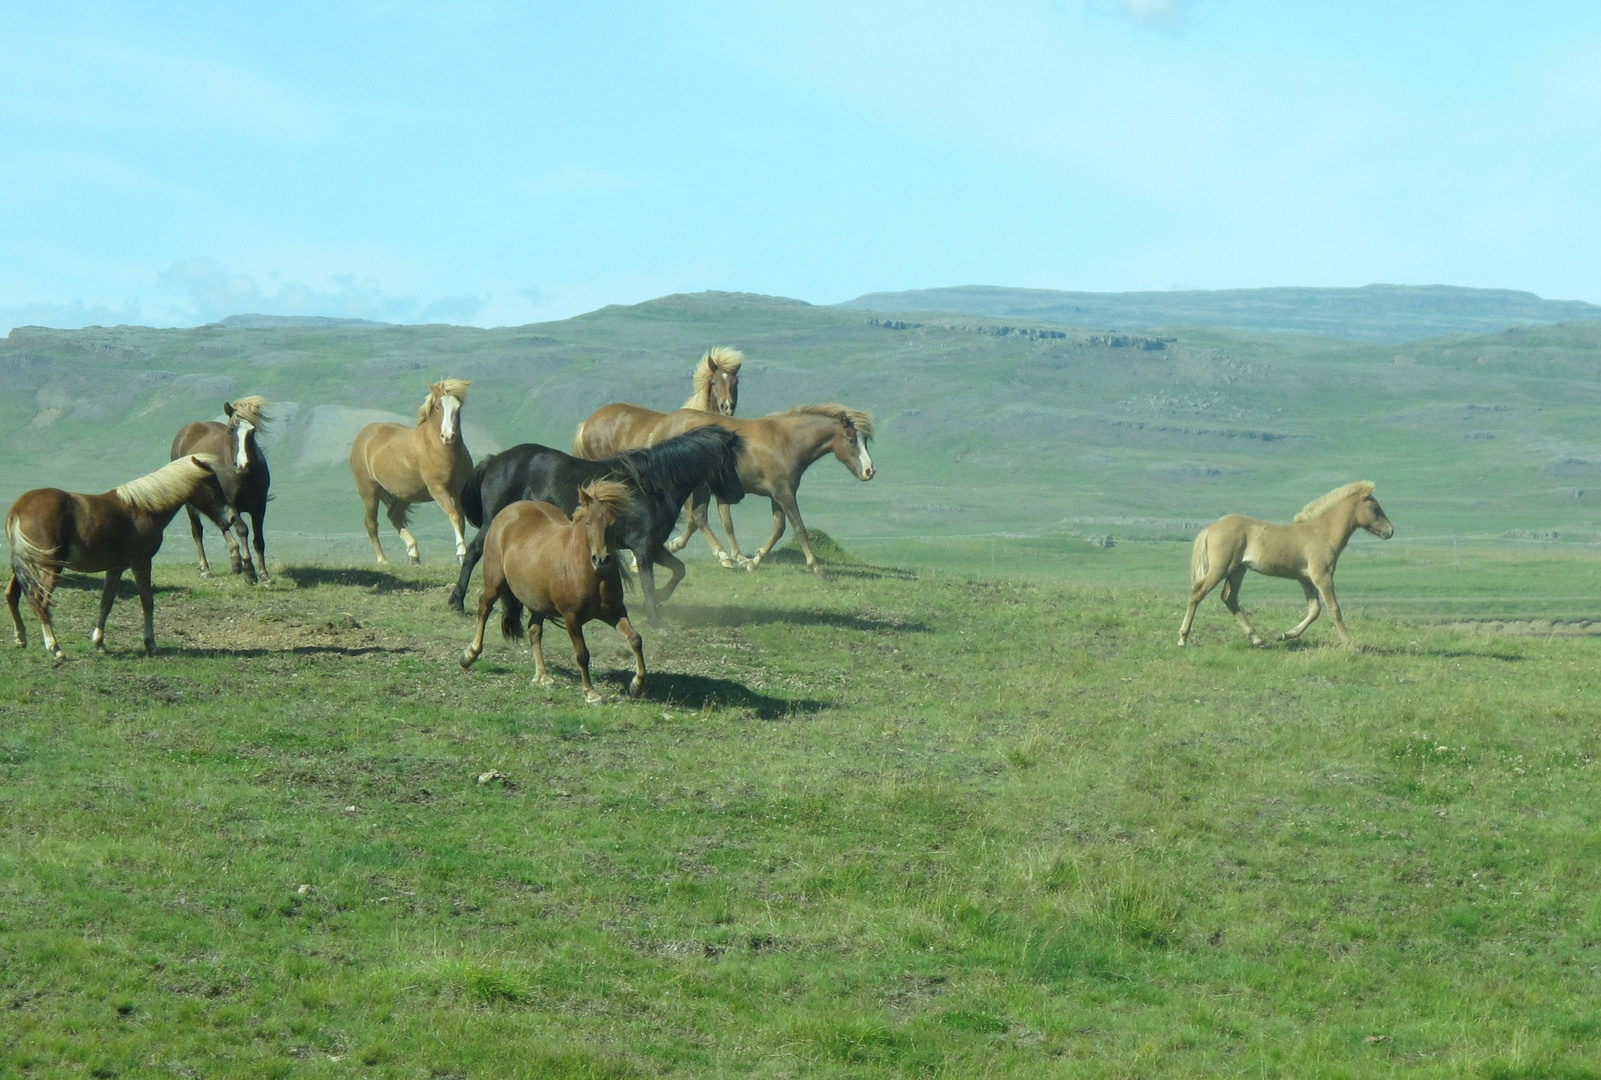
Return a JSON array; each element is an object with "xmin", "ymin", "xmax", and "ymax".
[
  {"xmin": 350, "ymin": 379, "xmax": 474, "ymax": 565},
  {"xmin": 449, "ymin": 427, "xmax": 745, "ymax": 619},
  {"xmin": 652, "ymin": 404, "xmax": 875, "ymax": 572},
  {"xmin": 460, "ymin": 480, "xmax": 645, "ymax": 704},
  {"xmin": 1178, "ymin": 481, "xmax": 1394, "ymax": 648},
  {"xmin": 571, "ymin": 346, "xmax": 743, "ymax": 460},
  {"xmin": 171, "ymin": 395, "xmax": 272, "ymax": 585},
  {"xmin": 6, "ymin": 454, "xmax": 224, "ymax": 658}
]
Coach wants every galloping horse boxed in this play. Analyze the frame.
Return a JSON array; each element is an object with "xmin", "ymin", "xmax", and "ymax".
[
  {"xmin": 171, "ymin": 395, "xmax": 272, "ymax": 585},
  {"xmin": 460, "ymin": 480, "xmax": 646, "ymax": 704},
  {"xmin": 350, "ymin": 379, "xmax": 474, "ymax": 565},
  {"xmin": 1178, "ymin": 481, "xmax": 1394, "ymax": 648},
  {"xmin": 7, "ymin": 454, "xmax": 224, "ymax": 658},
  {"xmin": 650, "ymin": 405, "xmax": 875, "ymax": 573},
  {"xmin": 449, "ymin": 427, "xmax": 745, "ymax": 619},
  {"xmin": 571, "ymin": 346, "xmax": 743, "ymax": 460}
]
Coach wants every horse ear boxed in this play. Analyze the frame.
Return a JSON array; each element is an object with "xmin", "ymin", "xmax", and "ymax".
[
  {"xmin": 578, "ymin": 486, "xmax": 594, "ymax": 508},
  {"xmin": 224, "ymin": 401, "xmax": 235, "ymax": 417},
  {"xmin": 190, "ymin": 455, "xmax": 211, "ymax": 471}
]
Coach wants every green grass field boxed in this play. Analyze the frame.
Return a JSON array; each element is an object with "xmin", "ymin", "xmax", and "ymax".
[{"xmin": 4, "ymin": 537, "xmax": 1601, "ymax": 1078}]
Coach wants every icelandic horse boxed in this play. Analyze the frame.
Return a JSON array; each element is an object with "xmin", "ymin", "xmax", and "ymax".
[
  {"xmin": 1178, "ymin": 481, "xmax": 1394, "ymax": 648},
  {"xmin": 349, "ymin": 379, "xmax": 474, "ymax": 565},
  {"xmin": 6, "ymin": 454, "xmax": 224, "ymax": 658},
  {"xmin": 459, "ymin": 480, "xmax": 646, "ymax": 704},
  {"xmin": 650, "ymin": 404, "xmax": 875, "ymax": 573},
  {"xmin": 170, "ymin": 395, "xmax": 273, "ymax": 584}
]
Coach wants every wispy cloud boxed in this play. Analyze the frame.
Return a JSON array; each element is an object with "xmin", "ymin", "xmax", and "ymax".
[
  {"xmin": 153, "ymin": 259, "xmax": 487, "ymax": 325},
  {"xmin": 1103, "ymin": 0, "xmax": 1199, "ymax": 29}
]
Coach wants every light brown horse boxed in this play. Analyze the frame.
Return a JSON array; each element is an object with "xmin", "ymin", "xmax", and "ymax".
[
  {"xmin": 459, "ymin": 480, "xmax": 645, "ymax": 704},
  {"xmin": 350, "ymin": 379, "xmax": 474, "ymax": 565},
  {"xmin": 1178, "ymin": 482, "xmax": 1394, "ymax": 648},
  {"xmin": 171, "ymin": 395, "xmax": 272, "ymax": 585},
  {"xmin": 6, "ymin": 454, "xmax": 224, "ymax": 658},
  {"xmin": 651, "ymin": 404, "xmax": 875, "ymax": 572},
  {"xmin": 571, "ymin": 346, "xmax": 743, "ymax": 460}
]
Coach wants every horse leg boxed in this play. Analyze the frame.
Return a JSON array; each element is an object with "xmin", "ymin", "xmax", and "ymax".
[
  {"xmin": 1178, "ymin": 566, "xmax": 1229, "ymax": 645},
  {"xmin": 26, "ymin": 565, "xmax": 63, "ymax": 660},
  {"xmin": 229, "ymin": 506, "xmax": 259, "ymax": 585},
  {"xmin": 614, "ymin": 614, "xmax": 646, "ymax": 697},
  {"xmin": 448, "ymin": 527, "xmax": 488, "ymax": 613},
  {"xmin": 529, "ymin": 618, "xmax": 554, "ymax": 687},
  {"xmin": 91, "ymin": 569, "xmax": 123, "ymax": 652},
  {"xmin": 362, "ymin": 489, "xmax": 389, "ymax": 564},
  {"xmin": 564, "ymin": 617, "xmax": 601, "ymax": 704},
  {"xmin": 186, "ymin": 506, "xmax": 213, "ymax": 578},
  {"xmin": 1219, "ymin": 567, "xmax": 1265, "ymax": 646},
  {"xmin": 426, "ymin": 483, "xmax": 468, "ymax": 564},
  {"xmin": 1278, "ymin": 580, "xmax": 1323, "ymax": 641},
  {"xmin": 1313, "ymin": 573, "xmax": 1353, "ymax": 646},
  {"xmin": 635, "ymin": 557, "xmax": 660, "ymax": 620},
  {"xmin": 716, "ymin": 498, "xmax": 750, "ymax": 568},
  {"xmin": 746, "ymin": 498, "xmax": 789, "ymax": 571},
  {"xmin": 460, "ymin": 577, "xmax": 498, "ymax": 669},
  {"xmin": 666, "ymin": 492, "xmax": 698, "ymax": 554},
  {"xmin": 250, "ymin": 510, "xmax": 270, "ymax": 585},
  {"xmin": 385, "ymin": 500, "xmax": 419, "ymax": 564},
  {"xmin": 775, "ymin": 490, "xmax": 821, "ymax": 574},
  {"xmin": 132, "ymin": 561, "xmax": 157, "ymax": 656},
  {"xmin": 650, "ymin": 547, "xmax": 688, "ymax": 606},
  {"xmin": 7, "ymin": 574, "xmax": 26, "ymax": 648}
]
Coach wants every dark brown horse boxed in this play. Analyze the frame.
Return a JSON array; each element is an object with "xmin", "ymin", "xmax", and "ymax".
[
  {"xmin": 459, "ymin": 480, "xmax": 645, "ymax": 703},
  {"xmin": 171, "ymin": 395, "xmax": 272, "ymax": 584},
  {"xmin": 652, "ymin": 404, "xmax": 875, "ymax": 572},
  {"xmin": 6, "ymin": 455, "xmax": 224, "ymax": 658},
  {"xmin": 571, "ymin": 346, "xmax": 743, "ymax": 461},
  {"xmin": 350, "ymin": 379, "xmax": 474, "ymax": 564}
]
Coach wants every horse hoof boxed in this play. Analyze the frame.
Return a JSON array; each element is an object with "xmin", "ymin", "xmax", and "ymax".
[
  {"xmin": 459, "ymin": 649, "xmax": 477, "ymax": 670},
  {"xmin": 1177, "ymin": 637, "xmax": 1187, "ymax": 647},
  {"xmin": 408, "ymin": 555, "xmax": 420, "ymax": 566},
  {"xmin": 197, "ymin": 569, "xmax": 212, "ymax": 579},
  {"xmin": 718, "ymin": 558, "xmax": 738, "ymax": 570},
  {"xmin": 629, "ymin": 678, "xmax": 645, "ymax": 698},
  {"xmin": 584, "ymin": 691, "xmax": 604, "ymax": 705}
]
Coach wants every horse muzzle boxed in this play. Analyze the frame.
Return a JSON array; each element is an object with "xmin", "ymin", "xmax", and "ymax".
[
  {"xmin": 860, "ymin": 464, "xmax": 875, "ymax": 481},
  {"xmin": 592, "ymin": 553, "xmax": 614, "ymax": 571},
  {"xmin": 1372, "ymin": 520, "xmax": 1395, "ymax": 539}
]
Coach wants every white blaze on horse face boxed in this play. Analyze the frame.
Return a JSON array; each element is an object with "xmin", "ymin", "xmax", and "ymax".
[
  {"xmin": 856, "ymin": 438, "xmax": 875, "ymax": 481},
  {"xmin": 233, "ymin": 421, "xmax": 254, "ymax": 471},
  {"xmin": 439, "ymin": 395, "xmax": 461, "ymax": 442}
]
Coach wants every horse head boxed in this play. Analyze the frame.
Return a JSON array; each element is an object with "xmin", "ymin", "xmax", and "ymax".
[
  {"xmin": 576, "ymin": 480, "xmax": 632, "ymax": 572},
  {"xmin": 830, "ymin": 409, "xmax": 875, "ymax": 482},
  {"xmin": 223, "ymin": 396, "xmax": 269, "ymax": 472},
  {"xmin": 1356, "ymin": 491, "xmax": 1394, "ymax": 539},
  {"xmin": 421, "ymin": 379, "xmax": 471, "ymax": 445},
  {"xmin": 693, "ymin": 347, "xmax": 743, "ymax": 416}
]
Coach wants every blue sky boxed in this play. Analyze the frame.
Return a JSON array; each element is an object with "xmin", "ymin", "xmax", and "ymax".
[{"xmin": 3, "ymin": 1, "xmax": 1600, "ymax": 330}]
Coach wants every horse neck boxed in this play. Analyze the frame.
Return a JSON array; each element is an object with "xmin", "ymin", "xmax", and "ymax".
[
  {"xmin": 682, "ymin": 385, "xmax": 714, "ymax": 412},
  {"xmin": 1307, "ymin": 496, "xmax": 1363, "ymax": 552},
  {"xmin": 784, "ymin": 414, "xmax": 841, "ymax": 468}
]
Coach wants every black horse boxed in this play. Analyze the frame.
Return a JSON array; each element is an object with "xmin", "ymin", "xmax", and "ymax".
[
  {"xmin": 170, "ymin": 396, "xmax": 273, "ymax": 585},
  {"xmin": 448, "ymin": 425, "xmax": 745, "ymax": 619}
]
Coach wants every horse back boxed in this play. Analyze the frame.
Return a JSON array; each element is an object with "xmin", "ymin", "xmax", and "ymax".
[
  {"xmin": 8, "ymin": 489, "xmax": 149, "ymax": 573},
  {"xmin": 171, "ymin": 421, "xmax": 226, "ymax": 461},
  {"xmin": 574, "ymin": 403, "xmax": 665, "ymax": 459}
]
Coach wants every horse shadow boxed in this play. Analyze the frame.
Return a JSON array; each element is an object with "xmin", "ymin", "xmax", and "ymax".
[
  {"xmin": 598, "ymin": 670, "xmax": 828, "ymax": 720},
  {"xmin": 763, "ymin": 549, "xmax": 918, "ymax": 581},
  {"xmin": 1276, "ymin": 639, "xmax": 1529, "ymax": 663},
  {"xmin": 278, "ymin": 566, "xmax": 437, "ymax": 593},
  {"xmin": 54, "ymin": 573, "xmax": 184, "ymax": 596},
  {"xmin": 665, "ymin": 604, "xmax": 929, "ymax": 634}
]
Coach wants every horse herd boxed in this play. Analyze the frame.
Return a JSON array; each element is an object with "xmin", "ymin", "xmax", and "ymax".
[
  {"xmin": 3, "ymin": 341, "xmax": 1402, "ymax": 696},
  {"xmin": 3, "ymin": 348, "xmax": 883, "ymax": 701}
]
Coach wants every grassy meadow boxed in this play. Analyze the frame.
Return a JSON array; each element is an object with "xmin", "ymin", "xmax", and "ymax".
[{"xmin": 3, "ymin": 539, "xmax": 1601, "ymax": 1078}]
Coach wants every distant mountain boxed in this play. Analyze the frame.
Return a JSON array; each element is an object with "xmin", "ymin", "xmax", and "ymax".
[
  {"xmin": 838, "ymin": 284, "xmax": 1601, "ymax": 343},
  {"xmin": 212, "ymin": 314, "xmax": 389, "ymax": 329}
]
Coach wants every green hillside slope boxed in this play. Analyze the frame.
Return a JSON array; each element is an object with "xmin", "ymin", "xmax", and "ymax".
[
  {"xmin": 4, "ymin": 293, "xmax": 1601, "ymax": 583},
  {"xmin": 840, "ymin": 283, "xmax": 1601, "ymax": 342}
]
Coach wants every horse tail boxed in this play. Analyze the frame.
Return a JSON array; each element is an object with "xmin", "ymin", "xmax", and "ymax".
[
  {"xmin": 571, "ymin": 422, "xmax": 588, "ymax": 458},
  {"xmin": 461, "ymin": 456, "xmax": 490, "ymax": 529},
  {"xmin": 6, "ymin": 516, "xmax": 53, "ymax": 598},
  {"xmin": 499, "ymin": 591, "xmax": 526, "ymax": 642},
  {"xmin": 1190, "ymin": 528, "xmax": 1210, "ymax": 585}
]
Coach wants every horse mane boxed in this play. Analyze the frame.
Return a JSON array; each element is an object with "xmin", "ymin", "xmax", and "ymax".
[
  {"xmin": 602, "ymin": 426, "xmax": 743, "ymax": 502},
  {"xmin": 417, "ymin": 378, "xmax": 472, "ymax": 424},
  {"xmin": 577, "ymin": 478, "xmax": 633, "ymax": 522},
  {"xmin": 682, "ymin": 346, "xmax": 744, "ymax": 411},
  {"xmin": 1293, "ymin": 482, "xmax": 1375, "ymax": 522},
  {"xmin": 228, "ymin": 395, "xmax": 270, "ymax": 431},
  {"xmin": 768, "ymin": 403, "xmax": 874, "ymax": 440},
  {"xmin": 115, "ymin": 454, "xmax": 220, "ymax": 513}
]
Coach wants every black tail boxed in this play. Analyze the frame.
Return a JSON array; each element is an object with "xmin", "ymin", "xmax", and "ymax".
[
  {"xmin": 499, "ymin": 591, "xmax": 525, "ymax": 641},
  {"xmin": 462, "ymin": 454, "xmax": 492, "ymax": 528}
]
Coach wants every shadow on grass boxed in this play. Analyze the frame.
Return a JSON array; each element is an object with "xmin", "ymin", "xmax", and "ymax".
[
  {"xmin": 598, "ymin": 670, "xmax": 828, "ymax": 719},
  {"xmin": 666, "ymin": 604, "xmax": 928, "ymax": 634},
  {"xmin": 764, "ymin": 547, "xmax": 918, "ymax": 581},
  {"xmin": 53, "ymin": 573, "xmax": 184, "ymax": 596},
  {"xmin": 278, "ymin": 566, "xmax": 437, "ymax": 593}
]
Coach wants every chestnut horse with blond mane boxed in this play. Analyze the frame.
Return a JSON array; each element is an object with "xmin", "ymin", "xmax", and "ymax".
[
  {"xmin": 572, "ymin": 347, "xmax": 743, "ymax": 461},
  {"xmin": 7, "ymin": 454, "xmax": 224, "ymax": 658},
  {"xmin": 171, "ymin": 395, "xmax": 273, "ymax": 585},
  {"xmin": 651, "ymin": 404, "xmax": 875, "ymax": 573},
  {"xmin": 459, "ymin": 480, "xmax": 645, "ymax": 704},
  {"xmin": 1178, "ymin": 482, "xmax": 1394, "ymax": 648},
  {"xmin": 350, "ymin": 379, "xmax": 474, "ymax": 565}
]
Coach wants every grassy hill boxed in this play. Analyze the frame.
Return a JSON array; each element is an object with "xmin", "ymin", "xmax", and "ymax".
[
  {"xmin": 6, "ymin": 292, "xmax": 1601, "ymax": 612},
  {"xmin": 840, "ymin": 283, "xmax": 1601, "ymax": 343}
]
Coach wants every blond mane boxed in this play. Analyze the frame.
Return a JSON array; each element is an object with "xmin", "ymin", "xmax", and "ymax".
[
  {"xmin": 769, "ymin": 403, "xmax": 875, "ymax": 440},
  {"xmin": 1294, "ymin": 482, "xmax": 1375, "ymax": 522},
  {"xmin": 228, "ymin": 395, "xmax": 270, "ymax": 431},
  {"xmin": 577, "ymin": 478, "xmax": 633, "ymax": 520},
  {"xmin": 416, "ymin": 379, "xmax": 471, "ymax": 424},
  {"xmin": 683, "ymin": 346, "xmax": 744, "ymax": 411},
  {"xmin": 116, "ymin": 454, "xmax": 221, "ymax": 514}
]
